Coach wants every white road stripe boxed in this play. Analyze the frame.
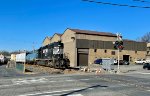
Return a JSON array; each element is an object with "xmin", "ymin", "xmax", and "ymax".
[
  {"xmin": 147, "ymin": 90, "xmax": 150, "ymax": 92},
  {"xmin": 0, "ymin": 84, "xmax": 18, "ymax": 87},
  {"xmin": 65, "ymin": 80, "xmax": 75, "ymax": 82},
  {"xmin": 0, "ymin": 78, "xmax": 91, "ymax": 87},
  {"xmin": 18, "ymin": 88, "xmax": 85, "ymax": 96},
  {"xmin": 13, "ymin": 78, "xmax": 91, "ymax": 85},
  {"xmin": 88, "ymin": 88, "xmax": 94, "ymax": 90},
  {"xmin": 140, "ymin": 73, "xmax": 150, "ymax": 75},
  {"xmin": 68, "ymin": 94, "xmax": 83, "ymax": 96},
  {"xmin": 80, "ymin": 79, "xmax": 90, "ymax": 81},
  {"xmin": 41, "ymin": 94, "xmax": 83, "ymax": 96},
  {"xmin": 12, "ymin": 78, "xmax": 49, "ymax": 85},
  {"xmin": 41, "ymin": 95, "xmax": 52, "ymax": 96},
  {"xmin": 49, "ymin": 81, "xmax": 56, "ymax": 83},
  {"xmin": 135, "ymin": 72, "xmax": 150, "ymax": 75}
]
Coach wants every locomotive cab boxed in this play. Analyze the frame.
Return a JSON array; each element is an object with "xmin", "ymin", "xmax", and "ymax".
[{"xmin": 37, "ymin": 41, "xmax": 70, "ymax": 68}]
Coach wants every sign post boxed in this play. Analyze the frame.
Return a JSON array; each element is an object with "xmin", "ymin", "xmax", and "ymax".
[
  {"xmin": 114, "ymin": 33, "xmax": 123, "ymax": 74},
  {"xmin": 117, "ymin": 47, "xmax": 120, "ymax": 73}
]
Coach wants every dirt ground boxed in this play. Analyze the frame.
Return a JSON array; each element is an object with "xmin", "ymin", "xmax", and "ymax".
[{"xmin": 25, "ymin": 64, "xmax": 83, "ymax": 75}]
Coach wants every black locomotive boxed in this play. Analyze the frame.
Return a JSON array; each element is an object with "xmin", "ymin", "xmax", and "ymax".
[{"xmin": 26, "ymin": 41, "xmax": 70, "ymax": 68}]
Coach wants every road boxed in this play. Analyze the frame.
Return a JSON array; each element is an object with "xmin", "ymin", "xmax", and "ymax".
[
  {"xmin": 0, "ymin": 64, "xmax": 150, "ymax": 96},
  {"xmin": 0, "ymin": 73, "xmax": 150, "ymax": 96}
]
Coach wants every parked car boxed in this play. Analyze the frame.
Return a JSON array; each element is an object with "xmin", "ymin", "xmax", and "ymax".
[
  {"xmin": 146, "ymin": 59, "xmax": 150, "ymax": 63},
  {"xmin": 135, "ymin": 59, "xmax": 146, "ymax": 65},
  {"xmin": 114, "ymin": 60, "xmax": 129, "ymax": 65},
  {"xmin": 143, "ymin": 63, "xmax": 150, "ymax": 70},
  {"xmin": 114, "ymin": 59, "xmax": 117, "ymax": 64},
  {"xmin": 0, "ymin": 57, "xmax": 8, "ymax": 64},
  {"xmin": 94, "ymin": 58, "xmax": 102, "ymax": 64}
]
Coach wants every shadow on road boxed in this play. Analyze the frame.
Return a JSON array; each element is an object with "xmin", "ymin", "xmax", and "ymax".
[{"xmin": 60, "ymin": 85, "xmax": 108, "ymax": 96}]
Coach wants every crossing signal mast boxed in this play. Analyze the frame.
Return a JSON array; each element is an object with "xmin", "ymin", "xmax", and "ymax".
[{"xmin": 114, "ymin": 33, "xmax": 124, "ymax": 73}]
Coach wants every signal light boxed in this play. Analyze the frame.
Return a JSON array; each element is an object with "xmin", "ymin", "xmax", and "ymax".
[{"xmin": 114, "ymin": 41, "xmax": 124, "ymax": 50}]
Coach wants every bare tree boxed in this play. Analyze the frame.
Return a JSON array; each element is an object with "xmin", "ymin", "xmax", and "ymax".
[
  {"xmin": 0, "ymin": 50, "xmax": 10, "ymax": 56},
  {"xmin": 138, "ymin": 32, "xmax": 150, "ymax": 43}
]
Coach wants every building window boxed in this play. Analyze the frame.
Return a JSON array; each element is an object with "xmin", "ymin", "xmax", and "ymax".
[
  {"xmin": 147, "ymin": 51, "xmax": 149, "ymax": 55},
  {"xmin": 104, "ymin": 50, "xmax": 107, "ymax": 53},
  {"xmin": 111, "ymin": 51, "xmax": 115, "ymax": 55},
  {"xmin": 130, "ymin": 57, "xmax": 132, "ymax": 62},
  {"xmin": 135, "ymin": 51, "xmax": 137, "ymax": 54},
  {"xmin": 94, "ymin": 49, "xmax": 97, "ymax": 52}
]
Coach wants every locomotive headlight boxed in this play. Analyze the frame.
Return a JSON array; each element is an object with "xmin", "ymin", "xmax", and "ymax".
[
  {"xmin": 53, "ymin": 47, "xmax": 60, "ymax": 54},
  {"xmin": 56, "ymin": 49, "xmax": 60, "ymax": 52}
]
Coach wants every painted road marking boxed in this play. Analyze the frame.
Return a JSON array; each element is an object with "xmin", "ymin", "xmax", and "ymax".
[
  {"xmin": 140, "ymin": 73, "xmax": 150, "ymax": 75},
  {"xmin": 68, "ymin": 94, "xmax": 83, "ymax": 96},
  {"xmin": 0, "ymin": 78, "xmax": 92, "ymax": 87},
  {"xmin": 0, "ymin": 84, "xmax": 18, "ymax": 88},
  {"xmin": 135, "ymin": 72, "xmax": 150, "ymax": 75},
  {"xmin": 49, "ymin": 81, "xmax": 57, "ymax": 83},
  {"xmin": 88, "ymin": 88, "xmax": 94, "ymax": 90},
  {"xmin": 66, "ymin": 80, "xmax": 76, "ymax": 82},
  {"xmin": 80, "ymin": 79, "xmax": 90, "ymax": 81},
  {"xmin": 40, "ymin": 94, "xmax": 83, "ymax": 96},
  {"xmin": 12, "ymin": 78, "xmax": 49, "ymax": 85},
  {"xmin": 18, "ymin": 88, "xmax": 86, "ymax": 96}
]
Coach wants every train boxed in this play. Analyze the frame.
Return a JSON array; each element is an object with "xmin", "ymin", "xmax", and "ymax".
[{"xmin": 26, "ymin": 41, "xmax": 70, "ymax": 68}]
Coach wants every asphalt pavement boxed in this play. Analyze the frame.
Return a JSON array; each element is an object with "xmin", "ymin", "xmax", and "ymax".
[
  {"xmin": 0, "ymin": 64, "xmax": 22, "ymax": 77},
  {"xmin": 0, "ymin": 73, "xmax": 150, "ymax": 96},
  {"xmin": 0, "ymin": 64, "xmax": 150, "ymax": 96}
]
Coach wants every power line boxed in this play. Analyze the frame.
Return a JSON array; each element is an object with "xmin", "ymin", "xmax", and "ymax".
[
  {"xmin": 82, "ymin": 0, "xmax": 150, "ymax": 8},
  {"xmin": 133, "ymin": 0, "xmax": 150, "ymax": 3}
]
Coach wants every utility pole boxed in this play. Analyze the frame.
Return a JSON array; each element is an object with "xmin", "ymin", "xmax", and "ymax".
[
  {"xmin": 117, "ymin": 46, "xmax": 120, "ymax": 73},
  {"xmin": 32, "ymin": 42, "xmax": 35, "ymax": 52},
  {"xmin": 117, "ymin": 33, "xmax": 120, "ymax": 73}
]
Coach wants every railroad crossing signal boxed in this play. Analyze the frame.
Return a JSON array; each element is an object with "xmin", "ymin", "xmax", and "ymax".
[
  {"xmin": 113, "ymin": 33, "xmax": 123, "ymax": 74},
  {"xmin": 114, "ymin": 34, "xmax": 124, "ymax": 50}
]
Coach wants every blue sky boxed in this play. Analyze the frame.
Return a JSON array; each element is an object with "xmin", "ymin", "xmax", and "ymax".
[{"xmin": 0, "ymin": 0, "xmax": 150, "ymax": 51}]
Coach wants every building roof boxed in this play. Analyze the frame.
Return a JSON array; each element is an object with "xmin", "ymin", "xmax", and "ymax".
[
  {"xmin": 47, "ymin": 36, "xmax": 51, "ymax": 40},
  {"xmin": 123, "ymin": 39, "xmax": 136, "ymax": 42},
  {"xmin": 56, "ymin": 33, "xmax": 62, "ymax": 36},
  {"xmin": 42, "ymin": 36, "xmax": 51, "ymax": 43},
  {"xmin": 123, "ymin": 39, "xmax": 146, "ymax": 43},
  {"xmin": 69, "ymin": 28, "xmax": 117, "ymax": 37}
]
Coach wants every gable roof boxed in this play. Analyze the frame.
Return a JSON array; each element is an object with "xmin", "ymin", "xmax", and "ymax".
[
  {"xmin": 51, "ymin": 33, "xmax": 62, "ymax": 39},
  {"xmin": 69, "ymin": 28, "xmax": 117, "ymax": 37},
  {"xmin": 47, "ymin": 37, "xmax": 51, "ymax": 40},
  {"xmin": 123, "ymin": 39, "xmax": 146, "ymax": 43},
  {"xmin": 42, "ymin": 36, "xmax": 51, "ymax": 43},
  {"xmin": 56, "ymin": 33, "xmax": 62, "ymax": 36}
]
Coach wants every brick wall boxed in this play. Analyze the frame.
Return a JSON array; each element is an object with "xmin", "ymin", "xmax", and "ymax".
[
  {"xmin": 89, "ymin": 49, "xmax": 146, "ymax": 65},
  {"xmin": 43, "ymin": 38, "xmax": 51, "ymax": 46},
  {"xmin": 61, "ymin": 29, "xmax": 76, "ymax": 67}
]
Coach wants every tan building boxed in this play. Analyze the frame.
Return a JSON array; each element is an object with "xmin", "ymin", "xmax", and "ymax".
[
  {"xmin": 11, "ymin": 54, "xmax": 16, "ymax": 61},
  {"xmin": 61, "ymin": 28, "xmax": 147, "ymax": 67},
  {"xmin": 50, "ymin": 33, "xmax": 62, "ymax": 43},
  {"xmin": 42, "ymin": 37, "xmax": 51, "ymax": 46}
]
